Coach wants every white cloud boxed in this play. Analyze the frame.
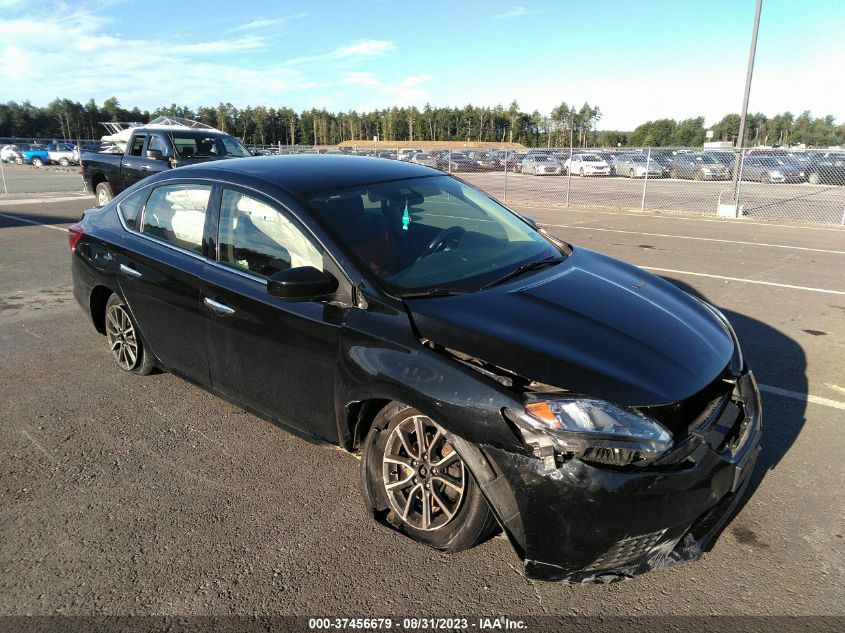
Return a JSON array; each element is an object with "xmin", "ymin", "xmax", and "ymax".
[
  {"xmin": 173, "ymin": 35, "xmax": 268, "ymax": 54},
  {"xmin": 495, "ymin": 6, "xmax": 526, "ymax": 19},
  {"xmin": 343, "ymin": 72, "xmax": 380, "ymax": 87},
  {"xmin": 285, "ymin": 40, "xmax": 396, "ymax": 65},
  {"xmin": 233, "ymin": 13, "xmax": 307, "ymax": 31}
]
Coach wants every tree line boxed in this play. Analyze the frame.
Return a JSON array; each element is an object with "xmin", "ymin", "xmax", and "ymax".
[{"xmin": 1, "ymin": 97, "xmax": 842, "ymax": 148}]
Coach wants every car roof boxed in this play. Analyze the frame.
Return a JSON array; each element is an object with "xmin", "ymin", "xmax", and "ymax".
[{"xmin": 176, "ymin": 154, "xmax": 440, "ymax": 195}]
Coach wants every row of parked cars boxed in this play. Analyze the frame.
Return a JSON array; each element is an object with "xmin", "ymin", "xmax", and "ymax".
[
  {"xmin": 341, "ymin": 146, "xmax": 845, "ymax": 186},
  {"xmin": 0, "ymin": 143, "xmax": 80, "ymax": 166}
]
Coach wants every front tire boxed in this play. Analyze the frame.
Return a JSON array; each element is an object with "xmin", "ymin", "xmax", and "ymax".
[
  {"xmin": 629, "ymin": 168, "xmax": 636, "ymax": 178},
  {"xmin": 808, "ymin": 172, "xmax": 820, "ymax": 185},
  {"xmin": 59, "ymin": 158, "xmax": 70, "ymax": 167},
  {"xmin": 104, "ymin": 294, "xmax": 154, "ymax": 375},
  {"xmin": 361, "ymin": 403, "xmax": 496, "ymax": 552},
  {"xmin": 95, "ymin": 181, "xmax": 114, "ymax": 207},
  {"xmin": 31, "ymin": 157, "xmax": 44, "ymax": 167}
]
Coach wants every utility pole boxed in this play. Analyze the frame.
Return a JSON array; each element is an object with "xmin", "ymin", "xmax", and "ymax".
[{"xmin": 731, "ymin": 0, "xmax": 763, "ymax": 204}]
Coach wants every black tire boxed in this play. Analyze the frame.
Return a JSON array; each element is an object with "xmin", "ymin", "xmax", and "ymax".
[
  {"xmin": 31, "ymin": 157, "xmax": 44, "ymax": 167},
  {"xmin": 104, "ymin": 293, "xmax": 155, "ymax": 375},
  {"xmin": 579, "ymin": 167, "xmax": 585, "ymax": 177},
  {"xmin": 14, "ymin": 157, "xmax": 23, "ymax": 165},
  {"xmin": 360, "ymin": 402, "xmax": 497, "ymax": 552},
  {"xmin": 808, "ymin": 172, "xmax": 820, "ymax": 185},
  {"xmin": 629, "ymin": 168, "xmax": 635, "ymax": 178},
  {"xmin": 59, "ymin": 158, "xmax": 70, "ymax": 167},
  {"xmin": 95, "ymin": 181, "xmax": 114, "ymax": 207}
]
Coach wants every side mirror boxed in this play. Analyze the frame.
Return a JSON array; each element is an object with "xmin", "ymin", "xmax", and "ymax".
[
  {"xmin": 146, "ymin": 149, "xmax": 165, "ymax": 160},
  {"xmin": 524, "ymin": 216, "xmax": 538, "ymax": 228},
  {"xmin": 267, "ymin": 266, "xmax": 338, "ymax": 302}
]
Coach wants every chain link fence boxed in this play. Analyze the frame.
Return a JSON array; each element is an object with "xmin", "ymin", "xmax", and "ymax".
[{"xmin": 343, "ymin": 145, "xmax": 845, "ymax": 225}]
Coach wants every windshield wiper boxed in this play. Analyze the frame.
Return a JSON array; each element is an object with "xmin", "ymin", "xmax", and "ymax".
[
  {"xmin": 481, "ymin": 255, "xmax": 565, "ymax": 290},
  {"xmin": 399, "ymin": 287, "xmax": 469, "ymax": 299}
]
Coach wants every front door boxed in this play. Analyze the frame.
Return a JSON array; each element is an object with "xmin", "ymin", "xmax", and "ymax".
[{"xmin": 201, "ymin": 187, "xmax": 344, "ymax": 440}]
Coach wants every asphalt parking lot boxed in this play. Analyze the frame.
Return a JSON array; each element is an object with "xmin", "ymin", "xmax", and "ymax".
[{"xmin": 1, "ymin": 186, "xmax": 844, "ymax": 623}]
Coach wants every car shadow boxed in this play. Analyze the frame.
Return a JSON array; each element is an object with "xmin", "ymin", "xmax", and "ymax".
[{"xmin": 661, "ymin": 278, "xmax": 808, "ymax": 507}]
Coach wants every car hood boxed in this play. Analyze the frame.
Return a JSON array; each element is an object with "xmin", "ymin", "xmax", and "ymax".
[{"xmin": 405, "ymin": 247, "xmax": 734, "ymax": 406}]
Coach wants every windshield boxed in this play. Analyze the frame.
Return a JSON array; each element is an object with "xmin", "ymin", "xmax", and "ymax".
[
  {"xmin": 304, "ymin": 176, "xmax": 562, "ymax": 295},
  {"xmin": 580, "ymin": 154, "xmax": 602, "ymax": 162},
  {"xmin": 171, "ymin": 134, "xmax": 251, "ymax": 159}
]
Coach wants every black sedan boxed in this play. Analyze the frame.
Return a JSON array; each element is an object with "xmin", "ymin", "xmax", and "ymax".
[{"xmin": 70, "ymin": 156, "xmax": 762, "ymax": 582}]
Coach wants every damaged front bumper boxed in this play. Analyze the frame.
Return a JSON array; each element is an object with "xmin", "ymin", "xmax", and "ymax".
[{"xmin": 478, "ymin": 370, "xmax": 762, "ymax": 583}]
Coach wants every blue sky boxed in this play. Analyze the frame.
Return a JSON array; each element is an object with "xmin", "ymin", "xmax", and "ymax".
[{"xmin": 1, "ymin": 0, "xmax": 843, "ymax": 129}]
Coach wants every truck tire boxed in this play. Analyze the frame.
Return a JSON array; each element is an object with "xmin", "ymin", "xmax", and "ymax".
[{"xmin": 95, "ymin": 182, "xmax": 114, "ymax": 207}]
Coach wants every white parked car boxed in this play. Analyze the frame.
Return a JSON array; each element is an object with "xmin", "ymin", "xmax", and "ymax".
[
  {"xmin": 565, "ymin": 153, "xmax": 611, "ymax": 177},
  {"xmin": 46, "ymin": 143, "xmax": 80, "ymax": 166},
  {"xmin": 1, "ymin": 144, "xmax": 22, "ymax": 163},
  {"xmin": 521, "ymin": 154, "xmax": 562, "ymax": 175}
]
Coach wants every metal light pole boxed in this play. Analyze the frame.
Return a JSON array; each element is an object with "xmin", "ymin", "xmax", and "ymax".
[{"xmin": 731, "ymin": 0, "xmax": 763, "ymax": 204}]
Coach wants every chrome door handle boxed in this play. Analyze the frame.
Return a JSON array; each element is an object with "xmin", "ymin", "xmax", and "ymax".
[
  {"xmin": 204, "ymin": 297, "xmax": 235, "ymax": 316},
  {"xmin": 119, "ymin": 263, "xmax": 142, "ymax": 278}
]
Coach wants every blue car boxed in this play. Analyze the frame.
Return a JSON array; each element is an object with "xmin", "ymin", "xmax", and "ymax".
[{"xmin": 18, "ymin": 144, "xmax": 51, "ymax": 166}]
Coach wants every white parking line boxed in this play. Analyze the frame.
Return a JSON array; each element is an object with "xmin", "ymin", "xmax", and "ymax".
[
  {"xmin": 540, "ymin": 223, "xmax": 845, "ymax": 255},
  {"xmin": 0, "ymin": 212, "xmax": 69, "ymax": 233},
  {"xmin": 643, "ymin": 266, "xmax": 845, "ymax": 296},
  {"xmin": 759, "ymin": 384, "xmax": 845, "ymax": 411},
  {"xmin": 517, "ymin": 205, "xmax": 845, "ymax": 232},
  {"xmin": 0, "ymin": 194, "xmax": 89, "ymax": 206}
]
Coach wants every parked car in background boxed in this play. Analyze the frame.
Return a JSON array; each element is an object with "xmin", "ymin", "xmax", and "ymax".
[
  {"xmin": 437, "ymin": 151, "xmax": 477, "ymax": 172},
  {"xmin": 69, "ymin": 154, "xmax": 761, "ymax": 583},
  {"xmin": 804, "ymin": 153, "xmax": 845, "ymax": 185},
  {"xmin": 17, "ymin": 143, "xmax": 51, "ymax": 166},
  {"xmin": 46, "ymin": 142, "xmax": 80, "ymax": 166},
  {"xmin": 740, "ymin": 155, "xmax": 803, "ymax": 183},
  {"xmin": 565, "ymin": 153, "xmax": 611, "ymax": 177},
  {"xmin": 613, "ymin": 154, "xmax": 665, "ymax": 178},
  {"xmin": 668, "ymin": 153, "xmax": 730, "ymax": 180},
  {"xmin": 707, "ymin": 151, "xmax": 736, "ymax": 170},
  {"xmin": 505, "ymin": 152, "xmax": 527, "ymax": 172},
  {"xmin": 521, "ymin": 154, "xmax": 562, "ymax": 176},
  {"xmin": 465, "ymin": 151, "xmax": 500, "ymax": 170},
  {"xmin": 398, "ymin": 149, "xmax": 421, "ymax": 161},
  {"xmin": 410, "ymin": 152, "xmax": 440, "ymax": 168},
  {"xmin": 1, "ymin": 144, "xmax": 23, "ymax": 163},
  {"xmin": 81, "ymin": 127, "xmax": 251, "ymax": 206}
]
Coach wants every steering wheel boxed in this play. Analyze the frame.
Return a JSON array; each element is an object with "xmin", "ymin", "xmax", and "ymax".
[{"xmin": 415, "ymin": 226, "xmax": 466, "ymax": 263}]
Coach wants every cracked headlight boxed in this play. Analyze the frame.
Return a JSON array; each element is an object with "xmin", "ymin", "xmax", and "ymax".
[{"xmin": 508, "ymin": 399, "xmax": 673, "ymax": 467}]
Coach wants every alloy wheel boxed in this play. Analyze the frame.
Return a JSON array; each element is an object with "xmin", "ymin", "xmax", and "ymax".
[
  {"xmin": 105, "ymin": 303, "xmax": 139, "ymax": 370},
  {"xmin": 382, "ymin": 415, "xmax": 466, "ymax": 531}
]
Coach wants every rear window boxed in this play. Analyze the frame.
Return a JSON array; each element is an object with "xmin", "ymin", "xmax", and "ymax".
[
  {"xmin": 141, "ymin": 184, "xmax": 212, "ymax": 253},
  {"xmin": 118, "ymin": 188, "xmax": 149, "ymax": 230}
]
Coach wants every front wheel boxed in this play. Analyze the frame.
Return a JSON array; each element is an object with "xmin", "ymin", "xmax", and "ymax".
[
  {"xmin": 31, "ymin": 157, "xmax": 44, "ymax": 167},
  {"xmin": 361, "ymin": 403, "xmax": 496, "ymax": 552},
  {"xmin": 808, "ymin": 172, "xmax": 820, "ymax": 185},
  {"xmin": 579, "ymin": 168, "xmax": 585, "ymax": 177},
  {"xmin": 629, "ymin": 168, "xmax": 636, "ymax": 178},
  {"xmin": 59, "ymin": 158, "xmax": 70, "ymax": 167},
  {"xmin": 104, "ymin": 294, "xmax": 155, "ymax": 375},
  {"xmin": 95, "ymin": 181, "xmax": 114, "ymax": 207}
]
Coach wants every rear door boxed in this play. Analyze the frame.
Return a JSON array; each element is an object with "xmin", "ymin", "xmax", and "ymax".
[
  {"xmin": 121, "ymin": 133, "xmax": 148, "ymax": 189},
  {"xmin": 117, "ymin": 180, "xmax": 215, "ymax": 384},
  {"xmin": 201, "ymin": 187, "xmax": 346, "ymax": 439}
]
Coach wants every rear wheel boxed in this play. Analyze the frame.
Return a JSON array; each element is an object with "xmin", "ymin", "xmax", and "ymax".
[
  {"xmin": 693, "ymin": 170, "xmax": 702, "ymax": 181},
  {"xmin": 808, "ymin": 172, "xmax": 820, "ymax": 185},
  {"xmin": 629, "ymin": 168, "xmax": 636, "ymax": 178},
  {"xmin": 579, "ymin": 167, "xmax": 585, "ymax": 177},
  {"xmin": 361, "ymin": 403, "xmax": 496, "ymax": 552},
  {"xmin": 95, "ymin": 181, "xmax": 114, "ymax": 207},
  {"xmin": 31, "ymin": 157, "xmax": 44, "ymax": 167},
  {"xmin": 104, "ymin": 294, "xmax": 154, "ymax": 375},
  {"xmin": 59, "ymin": 158, "xmax": 70, "ymax": 167}
]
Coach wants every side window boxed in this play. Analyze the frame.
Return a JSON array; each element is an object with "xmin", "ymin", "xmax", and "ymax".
[
  {"xmin": 147, "ymin": 134, "xmax": 171, "ymax": 157},
  {"xmin": 141, "ymin": 184, "xmax": 211, "ymax": 253},
  {"xmin": 117, "ymin": 188, "xmax": 149, "ymax": 230},
  {"xmin": 218, "ymin": 189, "xmax": 323, "ymax": 278},
  {"xmin": 130, "ymin": 135, "xmax": 146, "ymax": 157}
]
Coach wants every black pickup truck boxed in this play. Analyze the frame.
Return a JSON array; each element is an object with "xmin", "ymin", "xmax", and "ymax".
[{"xmin": 81, "ymin": 128, "xmax": 251, "ymax": 206}]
